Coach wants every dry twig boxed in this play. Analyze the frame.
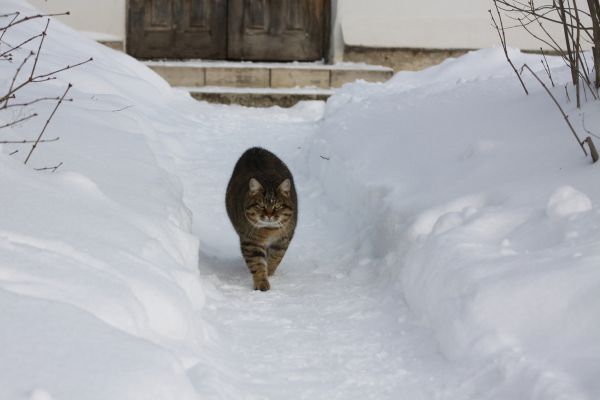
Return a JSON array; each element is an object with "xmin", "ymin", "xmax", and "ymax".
[
  {"xmin": 0, "ymin": 12, "xmax": 92, "ymax": 170},
  {"xmin": 24, "ymin": 83, "xmax": 72, "ymax": 165},
  {"xmin": 490, "ymin": 4, "xmax": 529, "ymax": 94},
  {"xmin": 34, "ymin": 161, "xmax": 63, "ymax": 173},
  {"xmin": 540, "ymin": 48, "xmax": 556, "ymax": 86},
  {"xmin": 0, "ymin": 113, "xmax": 37, "ymax": 129},
  {"xmin": 0, "ymin": 137, "xmax": 59, "ymax": 144},
  {"xmin": 521, "ymin": 63, "xmax": 589, "ymax": 156}
]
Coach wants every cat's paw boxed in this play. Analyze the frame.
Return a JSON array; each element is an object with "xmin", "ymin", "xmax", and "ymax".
[{"xmin": 253, "ymin": 279, "xmax": 270, "ymax": 291}]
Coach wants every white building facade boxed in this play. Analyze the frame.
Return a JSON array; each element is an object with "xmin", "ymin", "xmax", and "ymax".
[{"xmin": 27, "ymin": 0, "xmax": 567, "ymax": 69}]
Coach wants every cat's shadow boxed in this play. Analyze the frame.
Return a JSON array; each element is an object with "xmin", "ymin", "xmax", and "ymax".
[{"xmin": 198, "ymin": 249, "xmax": 248, "ymax": 284}]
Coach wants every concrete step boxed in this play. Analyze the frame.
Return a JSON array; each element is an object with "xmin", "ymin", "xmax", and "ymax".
[
  {"xmin": 145, "ymin": 60, "xmax": 393, "ymax": 89},
  {"xmin": 146, "ymin": 60, "xmax": 393, "ymax": 107},
  {"xmin": 183, "ymin": 86, "xmax": 334, "ymax": 108},
  {"xmin": 98, "ymin": 40, "xmax": 124, "ymax": 52}
]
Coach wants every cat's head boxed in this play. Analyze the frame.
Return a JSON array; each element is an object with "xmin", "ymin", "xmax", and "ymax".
[{"xmin": 244, "ymin": 178, "xmax": 294, "ymax": 229}]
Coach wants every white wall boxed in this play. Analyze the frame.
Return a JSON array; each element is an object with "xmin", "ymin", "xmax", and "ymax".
[
  {"xmin": 336, "ymin": 0, "xmax": 582, "ymax": 52},
  {"xmin": 27, "ymin": 0, "xmax": 126, "ymax": 41},
  {"xmin": 26, "ymin": 0, "xmax": 586, "ymax": 59}
]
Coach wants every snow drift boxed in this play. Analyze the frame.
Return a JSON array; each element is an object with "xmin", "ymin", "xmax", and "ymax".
[
  {"xmin": 306, "ymin": 48, "xmax": 600, "ymax": 398},
  {"xmin": 0, "ymin": 1, "xmax": 210, "ymax": 399}
]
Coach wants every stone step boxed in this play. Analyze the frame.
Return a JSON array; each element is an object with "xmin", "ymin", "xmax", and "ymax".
[
  {"xmin": 182, "ymin": 86, "xmax": 334, "ymax": 108},
  {"xmin": 98, "ymin": 40, "xmax": 124, "ymax": 52},
  {"xmin": 145, "ymin": 60, "xmax": 393, "ymax": 89}
]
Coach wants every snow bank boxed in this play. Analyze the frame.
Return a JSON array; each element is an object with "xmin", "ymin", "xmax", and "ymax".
[
  {"xmin": 306, "ymin": 49, "xmax": 600, "ymax": 398},
  {"xmin": 0, "ymin": 1, "xmax": 210, "ymax": 399}
]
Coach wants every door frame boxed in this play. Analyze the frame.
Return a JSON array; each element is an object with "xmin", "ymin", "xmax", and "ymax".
[
  {"xmin": 125, "ymin": 0, "xmax": 332, "ymax": 62},
  {"xmin": 322, "ymin": 0, "xmax": 332, "ymax": 63}
]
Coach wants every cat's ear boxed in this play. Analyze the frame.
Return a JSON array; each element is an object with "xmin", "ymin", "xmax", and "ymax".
[
  {"xmin": 248, "ymin": 178, "xmax": 263, "ymax": 195},
  {"xmin": 278, "ymin": 179, "xmax": 291, "ymax": 197}
]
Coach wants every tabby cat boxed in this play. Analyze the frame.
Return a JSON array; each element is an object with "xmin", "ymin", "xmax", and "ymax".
[{"xmin": 225, "ymin": 147, "xmax": 297, "ymax": 291}]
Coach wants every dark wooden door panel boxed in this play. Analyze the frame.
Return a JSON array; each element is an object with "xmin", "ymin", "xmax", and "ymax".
[
  {"xmin": 228, "ymin": 0, "xmax": 327, "ymax": 61},
  {"xmin": 128, "ymin": 0, "xmax": 328, "ymax": 61},
  {"xmin": 127, "ymin": 0, "xmax": 227, "ymax": 59}
]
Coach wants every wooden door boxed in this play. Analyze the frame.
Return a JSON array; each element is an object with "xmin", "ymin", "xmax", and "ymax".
[
  {"xmin": 127, "ymin": 0, "xmax": 227, "ymax": 59},
  {"xmin": 228, "ymin": 0, "xmax": 327, "ymax": 61}
]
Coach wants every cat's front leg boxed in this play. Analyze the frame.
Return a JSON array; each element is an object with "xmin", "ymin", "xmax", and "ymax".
[{"xmin": 241, "ymin": 241, "xmax": 270, "ymax": 291}]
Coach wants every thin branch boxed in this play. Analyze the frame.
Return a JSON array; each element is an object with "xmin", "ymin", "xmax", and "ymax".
[
  {"xmin": 31, "ymin": 76, "xmax": 57, "ymax": 83},
  {"xmin": 0, "ymin": 56, "xmax": 92, "ymax": 105},
  {"xmin": 31, "ymin": 57, "xmax": 93, "ymax": 81},
  {"xmin": 0, "ymin": 12, "xmax": 69, "ymax": 31},
  {"xmin": 29, "ymin": 19, "xmax": 50, "ymax": 79},
  {"xmin": 0, "ymin": 30, "xmax": 42, "ymax": 58},
  {"xmin": 0, "ymin": 137, "xmax": 59, "ymax": 144},
  {"xmin": 578, "ymin": 40, "xmax": 595, "ymax": 85},
  {"xmin": 0, "ymin": 112, "xmax": 37, "ymax": 129},
  {"xmin": 573, "ymin": 0, "xmax": 582, "ymax": 107},
  {"xmin": 0, "ymin": 12, "xmax": 19, "ymax": 43},
  {"xmin": 518, "ymin": 17, "xmax": 565, "ymax": 57},
  {"xmin": 490, "ymin": 3, "xmax": 529, "ymax": 94},
  {"xmin": 582, "ymin": 113, "xmax": 600, "ymax": 139},
  {"xmin": 521, "ymin": 63, "xmax": 587, "ymax": 155},
  {"xmin": 0, "ymin": 12, "xmax": 20, "ymax": 19},
  {"xmin": 24, "ymin": 83, "xmax": 72, "ymax": 165},
  {"xmin": 34, "ymin": 161, "xmax": 63, "ymax": 173},
  {"xmin": 4, "ymin": 97, "xmax": 72, "ymax": 108},
  {"xmin": 496, "ymin": 0, "xmax": 593, "ymax": 33},
  {"xmin": 1, "ymin": 51, "xmax": 33, "ymax": 107},
  {"xmin": 576, "ymin": 51, "xmax": 598, "ymax": 100},
  {"xmin": 540, "ymin": 47, "xmax": 556, "ymax": 86}
]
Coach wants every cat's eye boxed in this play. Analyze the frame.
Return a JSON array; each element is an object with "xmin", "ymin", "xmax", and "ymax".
[{"xmin": 274, "ymin": 204, "xmax": 282, "ymax": 210}]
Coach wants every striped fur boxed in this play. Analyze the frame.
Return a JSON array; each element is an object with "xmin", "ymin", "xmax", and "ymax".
[{"xmin": 225, "ymin": 147, "xmax": 297, "ymax": 291}]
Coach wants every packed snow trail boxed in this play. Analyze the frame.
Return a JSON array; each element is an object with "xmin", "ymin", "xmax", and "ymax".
[{"xmin": 164, "ymin": 102, "xmax": 481, "ymax": 400}]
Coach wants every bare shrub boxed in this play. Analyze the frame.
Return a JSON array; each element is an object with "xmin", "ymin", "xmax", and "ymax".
[
  {"xmin": 0, "ymin": 11, "xmax": 92, "ymax": 170},
  {"xmin": 491, "ymin": 0, "xmax": 600, "ymax": 162}
]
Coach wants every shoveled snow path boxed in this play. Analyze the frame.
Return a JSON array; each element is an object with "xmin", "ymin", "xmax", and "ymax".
[{"xmin": 168, "ymin": 102, "xmax": 480, "ymax": 399}]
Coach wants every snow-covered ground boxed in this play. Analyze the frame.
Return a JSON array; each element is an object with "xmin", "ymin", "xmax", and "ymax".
[{"xmin": 1, "ymin": 1, "xmax": 600, "ymax": 399}]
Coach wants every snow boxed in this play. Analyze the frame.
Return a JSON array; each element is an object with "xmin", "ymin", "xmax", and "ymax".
[
  {"xmin": 183, "ymin": 86, "xmax": 334, "ymax": 95},
  {"xmin": 144, "ymin": 59, "xmax": 392, "ymax": 71},
  {"xmin": 2, "ymin": 1, "xmax": 600, "ymax": 400},
  {"xmin": 79, "ymin": 30, "xmax": 121, "ymax": 42},
  {"xmin": 546, "ymin": 186, "xmax": 593, "ymax": 218}
]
